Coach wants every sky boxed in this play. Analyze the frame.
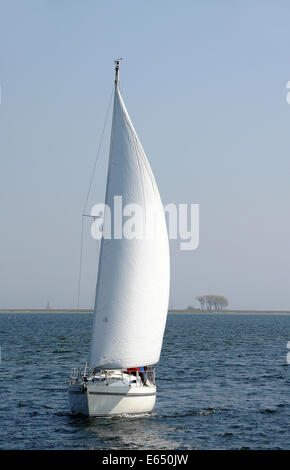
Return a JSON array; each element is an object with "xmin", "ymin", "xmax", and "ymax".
[{"xmin": 0, "ymin": 0, "xmax": 290, "ymax": 310}]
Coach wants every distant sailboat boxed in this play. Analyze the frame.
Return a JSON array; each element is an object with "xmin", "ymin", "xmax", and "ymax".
[{"xmin": 68, "ymin": 61, "xmax": 170, "ymax": 416}]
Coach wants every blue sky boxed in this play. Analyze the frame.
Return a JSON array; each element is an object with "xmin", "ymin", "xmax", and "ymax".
[{"xmin": 0, "ymin": 0, "xmax": 290, "ymax": 309}]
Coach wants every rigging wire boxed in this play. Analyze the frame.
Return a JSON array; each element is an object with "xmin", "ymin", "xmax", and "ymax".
[
  {"xmin": 77, "ymin": 86, "xmax": 114, "ymax": 310},
  {"xmin": 83, "ymin": 85, "xmax": 114, "ymax": 216}
]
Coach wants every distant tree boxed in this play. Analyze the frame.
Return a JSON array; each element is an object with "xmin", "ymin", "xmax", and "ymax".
[
  {"xmin": 204, "ymin": 295, "xmax": 215, "ymax": 311},
  {"xmin": 218, "ymin": 296, "xmax": 229, "ymax": 310},
  {"xmin": 196, "ymin": 296, "xmax": 205, "ymax": 309},
  {"xmin": 195, "ymin": 295, "xmax": 229, "ymax": 311}
]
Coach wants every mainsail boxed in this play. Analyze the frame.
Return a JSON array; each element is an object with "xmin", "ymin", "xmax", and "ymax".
[{"xmin": 88, "ymin": 65, "xmax": 170, "ymax": 369}]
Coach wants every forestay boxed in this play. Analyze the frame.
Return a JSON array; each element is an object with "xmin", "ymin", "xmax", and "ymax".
[{"xmin": 88, "ymin": 79, "xmax": 170, "ymax": 369}]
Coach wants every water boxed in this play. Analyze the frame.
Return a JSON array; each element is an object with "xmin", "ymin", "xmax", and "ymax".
[{"xmin": 0, "ymin": 312, "xmax": 290, "ymax": 449}]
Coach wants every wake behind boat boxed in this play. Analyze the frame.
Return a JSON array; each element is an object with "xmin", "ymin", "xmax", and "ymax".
[{"xmin": 68, "ymin": 60, "xmax": 170, "ymax": 417}]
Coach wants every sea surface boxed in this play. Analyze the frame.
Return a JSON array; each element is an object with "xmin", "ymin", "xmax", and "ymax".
[{"xmin": 0, "ymin": 312, "xmax": 290, "ymax": 450}]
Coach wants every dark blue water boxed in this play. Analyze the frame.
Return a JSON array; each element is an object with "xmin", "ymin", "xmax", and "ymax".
[{"xmin": 0, "ymin": 313, "xmax": 289, "ymax": 449}]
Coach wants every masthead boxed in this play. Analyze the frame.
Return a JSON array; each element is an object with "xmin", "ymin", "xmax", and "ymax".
[{"xmin": 114, "ymin": 58, "xmax": 122, "ymax": 87}]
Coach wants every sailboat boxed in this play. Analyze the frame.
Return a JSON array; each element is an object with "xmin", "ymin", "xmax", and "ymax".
[{"xmin": 68, "ymin": 61, "xmax": 170, "ymax": 416}]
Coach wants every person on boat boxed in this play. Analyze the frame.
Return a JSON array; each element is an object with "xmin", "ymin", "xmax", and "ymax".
[
  {"xmin": 139, "ymin": 366, "xmax": 146, "ymax": 385},
  {"xmin": 126, "ymin": 367, "xmax": 140, "ymax": 376},
  {"xmin": 126, "ymin": 366, "xmax": 147, "ymax": 385}
]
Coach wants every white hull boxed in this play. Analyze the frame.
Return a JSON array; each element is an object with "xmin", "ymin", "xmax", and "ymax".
[{"xmin": 68, "ymin": 369, "xmax": 156, "ymax": 417}]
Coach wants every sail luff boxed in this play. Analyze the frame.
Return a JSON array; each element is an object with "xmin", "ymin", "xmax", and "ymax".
[{"xmin": 88, "ymin": 87, "xmax": 118, "ymax": 367}]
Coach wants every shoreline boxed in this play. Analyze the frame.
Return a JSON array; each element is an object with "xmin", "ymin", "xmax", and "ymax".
[{"xmin": 0, "ymin": 309, "xmax": 290, "ymax": 315}]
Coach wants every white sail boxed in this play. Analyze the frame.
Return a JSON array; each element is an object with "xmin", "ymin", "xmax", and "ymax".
[{"xmin": 88, "ymin": 79, "xmax": 170, "ymax": 369}]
